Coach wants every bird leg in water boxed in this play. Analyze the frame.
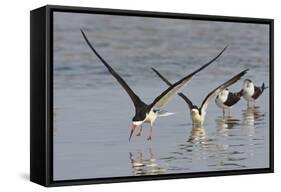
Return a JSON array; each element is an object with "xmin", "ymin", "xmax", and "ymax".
[
  {"xmin": 136, "ymin": 125, "xmax": 143, "ymax": 136},
  {"xmin": 228, "ymin": 109, "xmax": 231, "ymax": 117},
  {"xmin": 223, "ymin": 109, "xmax": 225, "ymax": 117},
  {"xmin": 147, "ymin": 126, "xmax": 153, "ymax": 141},
  {"xmin": 247, "ymin": 101, "xmax": 250, "ymax": 108}
]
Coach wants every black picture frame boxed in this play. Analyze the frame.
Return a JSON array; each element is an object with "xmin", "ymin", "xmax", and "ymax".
[{"xmin": 30, "ymin": 5, "xmax": 274, "ymax": 187}]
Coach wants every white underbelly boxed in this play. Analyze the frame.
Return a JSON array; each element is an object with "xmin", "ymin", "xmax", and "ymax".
[
  {"xmin": 144, "ymin": 110, "xmax": 157, "ymax": 125},
  {"xmin": 191, "ymin": 113, "xmax": 203, "ymax": 125},
  {"xmin": 243, "ymin": 88, "xmax": 254, "ymax": 101},
  {"xmin": 243, "ymin": 93, "xmax": 254, "ymax": 101},
  {"xmin": 215, "ymin": 97, "xmax": 228, "ymax": 109}
]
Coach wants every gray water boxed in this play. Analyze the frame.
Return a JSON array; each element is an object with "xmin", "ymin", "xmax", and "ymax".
[{"xmin": 53, "ymin": 12, "xmax": 270, "ymax": 180}]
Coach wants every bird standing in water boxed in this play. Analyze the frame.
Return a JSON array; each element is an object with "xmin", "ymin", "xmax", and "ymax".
[
  {"xmin": 240, "ymin": 79, "xmax": 268, "ymax": 107},
  {"xmin": 215, "ymin": 88, "xmax": 243, "ymax": 117}
]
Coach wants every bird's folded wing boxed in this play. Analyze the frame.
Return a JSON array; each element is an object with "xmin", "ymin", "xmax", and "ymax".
[
  {"xmin": 252, "ymin": 86, "xmax": 263, "ymax": 99},
  {"xmin": 223, "ymin": 92, "xmax": 241, "ymax": 106}
]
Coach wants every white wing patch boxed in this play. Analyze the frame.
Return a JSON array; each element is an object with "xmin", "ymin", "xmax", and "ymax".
[
  {"xmin": 201, "ymin": 88, "xmax": 223, "ymax": 116},
  {"xmin": 153, "ymin": 78, "xmax": 190, "ymax": 109}
]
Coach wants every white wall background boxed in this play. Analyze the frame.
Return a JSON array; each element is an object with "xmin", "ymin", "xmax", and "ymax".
[{"xmin": 0, "ymin": 0, "xmax": 279, "ymax": 191}]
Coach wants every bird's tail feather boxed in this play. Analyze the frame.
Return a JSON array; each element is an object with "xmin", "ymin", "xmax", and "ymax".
[
  {"xmin": 156, "ymin": 110, "xmax": 176, "ymax": 117},
  {"xmin": 262, "ymin": 82, "xmax": 268, "ymax": 91},
  {"xmin": 236, "ymin": 89, "xmax": 244, "ymax": 97}
]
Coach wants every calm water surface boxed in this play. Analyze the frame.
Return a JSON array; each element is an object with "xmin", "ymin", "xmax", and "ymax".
[{"xmin": 53, "ymin": 12, "xmax": 270, "ymax": 180}]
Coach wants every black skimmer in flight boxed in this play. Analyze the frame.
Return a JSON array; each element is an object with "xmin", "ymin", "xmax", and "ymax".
[
  {"xmin": 152, "ymin": 68, "xmax": 248, "ymax": 126},
  {"xmin": 240, "ymin": 79, "xmax": 268, "ymax": 107},
  {"xmin": 215, "ymin": 88, "xmax": 243, "ymax": 116},
  {"xmin": 81, "ymin": 29, "xmax": 226, "ymax": 141}
]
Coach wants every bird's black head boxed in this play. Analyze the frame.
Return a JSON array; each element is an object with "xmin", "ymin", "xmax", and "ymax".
[
  {"xmin": 244, "ymin": 79, "xmax": 252, "ymax": 83},
  {"xmin": 244, "ymin": 79, "xmax": 253, "ymax": 88},
  {"xmin": 130, "ymin": 113, "xmax": 146, "ymax": 141},
  {"xmin": 192, "ymin": 105, "xmax": 199, "ymax": 110},
  {"xmin": 191, "ymin": 105, "xmax": 201, "ymax": 116},
  {"xmin": 132, "ymin": 113, "xmax": 146, "ymax": 122}
]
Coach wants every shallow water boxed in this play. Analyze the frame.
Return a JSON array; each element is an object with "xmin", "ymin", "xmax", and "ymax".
[{"xmin": 53, "ymin": 12, "xmax": 270, "ymax": 180}]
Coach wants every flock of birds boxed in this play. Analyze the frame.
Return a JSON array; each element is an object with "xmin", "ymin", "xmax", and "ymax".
[{"xmin": 80, "ymin": 30, "xmax": 267, "ymax": 142}]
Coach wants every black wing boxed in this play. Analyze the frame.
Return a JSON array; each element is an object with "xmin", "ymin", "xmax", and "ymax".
[
  {"xmin": 151, "ymin": 67, "xmax": 194, "ymax": 110},
  {"xmin": 252, "ymin": 82, "xmax": 268, "ymax": 100},
  {"xmin": 150, "ymin": 46, "xmax": 228, "ymax": 110},
  {"xmin": 223, "ymin": 92, "xmax": 241, "ymax": 107},
  {"xmin": 81, "ymin": 30, "xmax": 146, "ymax": 109},
  {"xmin": 149, "ymin": 54, "xmax": 227, "ymax": 110},
  {"xmin": 236, "ymin": 89, "xmax": 244, "ymax": 97},
  {"xmin": 200, "ymin": 69, "xmax": 249, "ymax": 115},
  {"xmin": 252, "ymin": 86, "xmax": 263, "ymax": 100}
]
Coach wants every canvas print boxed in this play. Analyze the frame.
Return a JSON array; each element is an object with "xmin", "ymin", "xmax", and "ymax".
[{"xmin": 53, "ymin": 11, "xmax": 270, "ymax": 180}]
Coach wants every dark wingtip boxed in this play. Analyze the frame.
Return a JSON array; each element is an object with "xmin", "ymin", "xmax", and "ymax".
[
  {"xmin": 222, "ymin": 45, "xmax": 228, "ymax": 52},
  {"xmin": 151, "ymin": 67, "xmax": 157, "ymax": 73},
  {"xmin": 217, "ymin": 45, "xmax": 228, "ymax": 56},
  {"xmin": 241, "ymin": 68, "xmax": 249, "ymax": 75},
  {"xmin": 151, "ymin": 67, "xmax": 160, "ymax": 76},
  {"xmin": 80, "ymin": 28, "xmax": 85, "ymax": 36},
  {"xmin": 129, "ymin": 130, "xmax": 134, "ymax": 142},
  {"xmin": 80, "ymin": 29, "xmax": 90, "ymax": 45},
  {"xmin": 237, "ymin": 69, "xmax": 249, "ymax": 79},
  {"xmin": 262, "ymin": 82, "xmax": 269, "ymax": 90}
]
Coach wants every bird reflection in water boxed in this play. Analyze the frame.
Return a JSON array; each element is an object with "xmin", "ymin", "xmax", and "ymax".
[
  {"xmin": 166, "ymin": 125, "xmax": 219, "ymax": 173},
  {"xmin": 215, "ymin": 115, "xmax": 240, "ymax": 152},
  {"xmin": 187, "ymin": 125, "xmax": 208, "ymax": 145},
  {"xmin": 242, "ymin": 106, "xmax": 265, "ymax": 127},
  {"xmin": 129, "ymin": 148, "xmax": 165, "ymax": 176},
  {"xmin": 241, "ymin": 106, "xmax": 266, "ymax": 157},
  {"xmin": 216, "ymin": 115, "xmax": 240, "ymax": 133},
  {"xmin": 184, "ymin": 125, "xmax": 214, "ymax": 158}
]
